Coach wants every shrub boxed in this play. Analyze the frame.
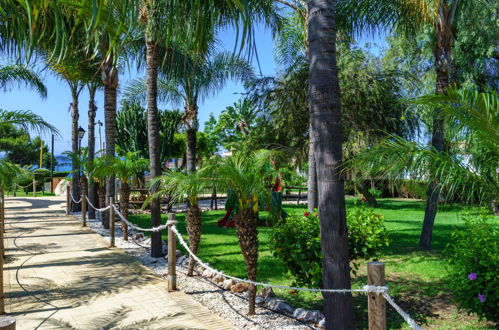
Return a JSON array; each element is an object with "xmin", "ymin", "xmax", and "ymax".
[
  {"xmin": 368, "ymin": 188, "xmax": 383, "ymax": 198},
  {"xmin": 271, "ymin": 203, "xmax": 390, "ymax": 287},
  {"xmin": 53, "ymin": 170, "xmax": 71, "ymax": 178},
  {"xmin": 445, "ymin": 210, "xmax": 498, "ymax": 323}
]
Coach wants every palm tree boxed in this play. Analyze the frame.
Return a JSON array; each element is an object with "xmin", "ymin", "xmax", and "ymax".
[
  {"xmin": 87, "ymin": 81, "xmax": 102, "ymax": 219},
  {"xmin": 350, "ymin": 87, "xmax": 499, "ymax": 214},
  {"xmin": 124, "ymin": 50, "xmax": 254, "ymax": 169},
  {"xmin": 306, "ymin": 0, "xmax": 355, "ymax": 328},
  {"xmin": 110, "ymin": 153, "xmax": 149, "ymax": 240},
  {"xmin": 340, "ymin": 0, "xmax": 474, "ymax": 250},
  {"xmin": 147, "ymin": 170, "xmax": 208, "ymax": 275},
  {"xmin": 206, "ymin": 151, "xmax": 274, "ymax": 315},
  {"xmin": 87, "ymin": 157, "xmax": 109, "ymax": 225}
]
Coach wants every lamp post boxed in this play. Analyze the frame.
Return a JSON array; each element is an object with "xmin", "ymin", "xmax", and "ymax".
[
  {"xmin": 96, "ymin": 120, "xmax": 103, "ymax": 157},
  {"xmin": 78, "ymin": 126, "xmax": 86, "ymax": 178}
]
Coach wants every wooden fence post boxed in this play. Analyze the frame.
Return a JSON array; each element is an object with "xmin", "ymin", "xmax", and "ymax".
[
  {"xmin": 32, "ymin": 179, "xmax": 36, "ymax": 197},
  {"xmin": 109, "ymin": 197, "xmax": 115, "ymax": 247},
  {"xmin": 66, "ymin": 186, "xmax": 70, "ymax": 214},
  {"xmin": 368, "ymin": 261, "xmax": 386, "ymax": 330},
  {"xmin": 0, "ymin": 189, "xmax": 4, "ymax": 256},
  {"xmin": 82, "ymin": 193, "xmax": 87, "ymax": 227},
  {"xmin": 0, "ymin": 316, "xmax": 16, "ymax": 329},
  {"xmin": 167, "ymin": 213, "xmax": 177, "ymax": 291}
]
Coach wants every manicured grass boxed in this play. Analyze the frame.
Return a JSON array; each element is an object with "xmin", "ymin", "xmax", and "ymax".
[
  {"xmin": 5, "ymin": 189, "xmax": 55, "ymax": 197},
  {"xmin": 128, "ymin": 198, "xmax": 496, "ymax": 329}
]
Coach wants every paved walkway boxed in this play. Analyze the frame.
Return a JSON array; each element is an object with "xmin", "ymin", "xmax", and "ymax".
[{"xmin": 3, "ymin": 197, "xmax": 232, "ymax": 329}]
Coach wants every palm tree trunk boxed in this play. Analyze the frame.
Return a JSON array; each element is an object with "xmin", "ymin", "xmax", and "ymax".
[
  {"xmin": 102, "ymin": 62, "xmax": 118, "ymax": 229},
  {"xmin": 358, "ymin": 182, "xmax": 377, "ymax": 207},
  {"xmin": 87, "ymin": 85, "xmax": 97, "ymax": 219},
  {"xmin": 233, "ymin": 208, "xmax": 259, "ymax": 315},
  {"xmin": 186, "ymin": 205, "xmax": 202, "ymax": 276},
  {"xmin": 307, "ymin": 1, "xmax": 355, "ymax": 328},
  {"xmin": 184, "ymin": 102, "xmax": 198, "ymax": 174},
  {"xmin": 70, "ymin": 86, "xmax": 81, "ymax": 212},
  {"xmin": 146, "ymin": 40, "xmax": 163, "ymax": 258},
  {"xmin": 307, "ymin": 122, "xmax": 318, "ymax": 212},
  {"xmin": 419, "ymin": 16, "xmax": 453, "ymax": 250},
  {"xmin": 97, "ymin": 184, "xmax": 106, "ymax": 225},
  {"xmin": 120, "ymin": 181, "xmax": 130, "ymax": 240}
]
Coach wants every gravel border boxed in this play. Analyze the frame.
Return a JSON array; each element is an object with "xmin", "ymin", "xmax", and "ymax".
[{"xmin": 81, "ymin": 215, "xmax": 314, "ymax": 330}]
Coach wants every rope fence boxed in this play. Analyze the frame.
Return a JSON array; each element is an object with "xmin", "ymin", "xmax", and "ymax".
[{"xmin": 80, "ymin": 198, "xmax": 422, "ymax": 329}]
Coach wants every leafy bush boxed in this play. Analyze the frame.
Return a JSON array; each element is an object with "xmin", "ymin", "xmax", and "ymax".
[
  {"xmin": 53, "ymin": 170, "xmax": 71, "ymax": 178},
  {"xmin": 271, "ymin": 203, "xmax": 390, "ymax": 287},
  {"xmin": 445, "ymin": 210, "xmax": 498, "ymax": 323},
  {"xmin": 368, "ymin": 188, "xmax": 383, "ymax": 198}
]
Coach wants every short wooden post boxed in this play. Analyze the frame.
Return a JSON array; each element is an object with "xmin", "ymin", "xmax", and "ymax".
[
  {"xmin": 81, "ymin": 193, "xmax": 87, "ymax": 227},
  {"xmin": 0, "ymin": 191, "xmax": 4, "ymax": 314},
  {"xmin": 0, "ymin": 190, "xmax": 4, "ymax": 256},
  {"xmin": 167, "ymin": 213, "xmax": 177, "ymax": 291},
  {"xmin": 109, "ymin": 197, "xmax": 115, "ymax": 247},
  {"xmin": 32, "ymin": 179, "xmax": 36, "ymax": 197},
  {"xmin": 0, "ymin": 316, "xmax": 16, "ymax": 329},
  {"xmin": 368, "ymin": 261, "xmax": 386, "ymax": 330},
  {"xmin": 66, "ymin": 186, "xmax": 70, "ymax": 214}
]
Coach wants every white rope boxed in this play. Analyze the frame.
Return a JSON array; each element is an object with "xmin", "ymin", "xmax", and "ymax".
[
  {"xmin": 69, "ymin": 192, "xmax": 82, "ymax": 204},
  {"xmin": 15, "ymin": 182, "xmax": 34, "ymax": 189},
  {"xmin": 112, "ymin": 204, "xmax": 168, "ymax": 232},
  {"xmin": 85, "ymin": 196, "xmax": 111, "ymax": 212},
  {"xmin": 383, "ymin": 293, "xmax": 422, "ymax": 330},
  {"xmin": 170, "ymin": 224, "xmax": 422, "ymax": 329}
]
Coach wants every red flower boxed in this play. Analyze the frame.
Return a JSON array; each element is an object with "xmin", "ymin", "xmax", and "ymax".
[
  {"xmin": 361, "ymin": 197, "xmax": 367, "ymax": 203},
  {"xmin": 290, "ymin": 290, "xmax": 296, "ymax": 295},
  {"xmin": 304, "ymin": 212, "xmax": 310, "ymax": 217}
]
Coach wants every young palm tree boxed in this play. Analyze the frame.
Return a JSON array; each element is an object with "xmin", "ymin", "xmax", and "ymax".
[
  {"xmin": 147, "ymin": 170, "xmax": 208, "ymax": 274},
  {"xmin": 206, "ymin": 151, "xmax": 273, "ymax": 315},
  {"xmin": 110, "ymin": 153, "xmax": 149, "ymax": 240},
  {"xmin": 306, "ymin": 0, "xmax": 355, "ymax": 328},
  {"xmin": 88, "ymin": 157, "xmax": 108, "ymax": 224}
]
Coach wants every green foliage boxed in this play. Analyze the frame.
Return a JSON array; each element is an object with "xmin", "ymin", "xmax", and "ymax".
[
  {"xmin": 34, "ymin": 168, "xmax": 51, "ymax": 182},
  {"xmin": 116, "ymin": 102, "xmax": 183, "ymax": 164},
  {"xmin": 53, "ymin": 171, "xmax": 71, "ymax": 178},
  {"xmin": 445, "ymin": 211, "xmax": 498, "ymax": 323},
  {"xmin": 368, "ymin": 188, "xmax": 383, "ymax": 199},
  {"xmin": 271, "ymin": 204, "xmax": 389, "ymax": 287},
  {"xmin": 0, "ymin": 64, "xmax": 47, "ymax": 98},
  {"xmin": 109, "ymin": 152, "xmax": 149, "ymax": 184}
]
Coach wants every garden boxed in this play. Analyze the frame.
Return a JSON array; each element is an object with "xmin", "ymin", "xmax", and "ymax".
[{"xmin": 0, "ymin": 1, "xmax": 498, "ymax": 329}]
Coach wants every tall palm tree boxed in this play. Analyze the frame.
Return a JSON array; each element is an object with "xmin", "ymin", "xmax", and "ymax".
[
  {"xmin": 87, "ymin": 81, "xmax": 102, "ymax": 219},
  {"xmin": 206, "ymin": 151, "xmax": 274, "ymax": 315},
  {"xmin": 124, "ymin": 50, "xmax": 254, "ymax": 168},
  {"xmin": 0, "ymin": 110, "xmax": 58, "ymax": 134},
  {"xmin": 110, "ymin": 153, "xmax": 149, "ymax": 240},
  {"xmin": 306, "ymin": 0, "xmax": 355, "ymax": 328},
  {"xmin": 147, "ymin": 170, "xmax": 208, "ymax": 275}
]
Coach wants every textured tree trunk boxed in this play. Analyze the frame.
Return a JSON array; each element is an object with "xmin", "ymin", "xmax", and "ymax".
[
  {"xmin": 184, "ymin": 102, "xmax": 198, "ymax": 174},
  {"xmin": 146, "ymin": 40, "xmax": 163, "ymax": 258},
  {"xmin": 120, "ymin": 181, "xmax": 130, "ymax": 240},
  {"xmin": 307, "ymin": 122, "xmax": 318, "ymax": 212},
  {"xmin": 97, "ymin": 184, "xmax": 106, "ymax": 225},
  {"xmin": 419, "ymin": 14, "xmax": 453, "ymax": 250},
  {"xmin": 102, "ymin": 61, "xmax": 118, "ymax": 229},
  {"xmin": 233, "ymin": 208, "xmax": 258, "ymax": 315},
  {"xmin": 87, "ymin": 85, "xmax": 97, "ymax": 219},
  {"xmin": 70, "ymin": 86, "xmax": 81, "ymax": 212},
  {"xmin": 307, "ymin": 1, "xmax": 355, "ymax": 328},
  {"xmin": 186, "ymin": 205, "xmax": 202, "ymax": 276},
  {"xmin": 358, "ymin": 182, "xmax": 377, "ymax": 208}
]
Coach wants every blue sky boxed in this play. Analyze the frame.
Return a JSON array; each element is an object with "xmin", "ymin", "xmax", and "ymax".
[{"xmin": 1, "ymin": 22, "xmax": 386, "ymax": 155}]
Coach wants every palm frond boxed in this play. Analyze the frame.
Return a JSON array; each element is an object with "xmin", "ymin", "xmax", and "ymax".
[
  {"xmin": 0, "ymin": 109, "xmax": 60, "ymax": 136},
  {"xmin": 0, "ymin": 65, "xmax": 48, "ymax": 98}
]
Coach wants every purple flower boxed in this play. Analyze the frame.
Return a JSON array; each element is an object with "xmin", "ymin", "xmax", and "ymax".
[
  {"xmin": 467, "ymin": 272, "xmax": 477, "ymax": 280},
  {"xmin": 477, "ymin": 294, "xmax": 486, "ymax": 303}
]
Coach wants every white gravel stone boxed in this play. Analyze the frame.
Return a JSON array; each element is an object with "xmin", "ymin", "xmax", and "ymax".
[{"xmin": 84, "ymin": 216, "xmax": 311, "ymax": 329}]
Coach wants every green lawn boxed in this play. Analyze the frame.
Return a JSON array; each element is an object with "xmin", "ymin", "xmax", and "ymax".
[
  {"xmin": 5, "ymin": 189, "xmax": 55, "ymax": 197},
  {"xmin": 128, "ymin": 198, "xmax": 495, "ymax": 329}
]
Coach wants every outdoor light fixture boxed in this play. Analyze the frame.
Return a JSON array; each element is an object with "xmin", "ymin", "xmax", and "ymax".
[{"xmin": 78, "ymin": 126, "xmax": 86, "ymax": 140}]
